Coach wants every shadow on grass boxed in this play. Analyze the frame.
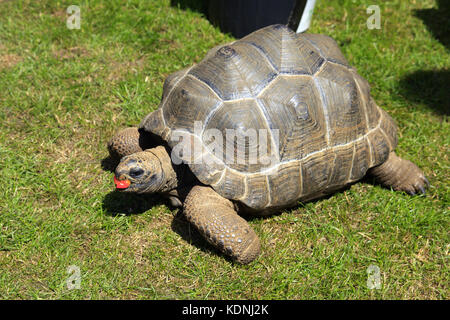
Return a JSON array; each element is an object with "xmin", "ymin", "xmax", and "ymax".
[
  {"xmin": 100, "ymin": 176, "xmax": 390, "ymax": 262},
  {"xmin": 171, "ymin": 184, "xmax": 357, "ymax": 263},
  {"xmin": 414, "ymin": 0, "xmax": 450, "ymax": 50},
  {"xmin": 100, "ymin": 155, "xmax": 119, "ymax": 173},
  {"xmin": 102, "ymin": 191, "xmax": 166, "ymax": 216},
  {"xmin": 398, "ymin": 1, "xmax": 450, "ymax": 117},
  {"xmin": 101, "ymin": 187, "xmax": 221, "ymax": 257},
  {"xmin": 398, "ymin": 70, "xmax": 450, "ymax": 116}
]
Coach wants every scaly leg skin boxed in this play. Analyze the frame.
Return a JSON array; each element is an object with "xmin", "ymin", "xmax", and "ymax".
[
  {"xmin": 183, "ymin": 186, "xmax": 261, "ymax": 264},
  {"xmin": 108, "ymin": 127, "xmax": 145, "ymax": 160},
  {"xmin": 369, "ymin": 151, "xmax": 429, "ymax": 195}
]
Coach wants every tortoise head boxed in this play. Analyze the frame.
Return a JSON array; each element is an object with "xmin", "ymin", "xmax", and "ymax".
[
  {"xmin": 114, "ymin": 145, "xmax": 179, "ymax": 194},
  {"xmin": 114, "ymin": 150, "xmax": 166, "ymax": 194}
]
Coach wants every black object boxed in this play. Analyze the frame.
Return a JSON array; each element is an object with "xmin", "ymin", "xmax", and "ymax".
[{"xmin": 208, "ymin": 0, "xmax": 307, "ymax": 38}]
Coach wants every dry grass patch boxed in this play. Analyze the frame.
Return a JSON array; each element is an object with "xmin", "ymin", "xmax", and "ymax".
[
  {"xmin": 53, "ymin": 47, "xmax": 90, "ymax": 61},
  {"xmin": 106, "ymin": 56, "xmax": 147, "ymax": 82},
  {"xmin": 0, "ymin": 54, "xmax": 22, "ymax": 69}
]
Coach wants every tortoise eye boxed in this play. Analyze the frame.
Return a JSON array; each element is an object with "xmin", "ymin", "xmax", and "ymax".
[{"xmin": 129, "ymin": 167, "xmax": 144, "ymax": 178}]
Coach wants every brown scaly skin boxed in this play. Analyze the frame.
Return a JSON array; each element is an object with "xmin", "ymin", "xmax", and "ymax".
[
  {"xmin": 108, "ymin": 127, "xmax": 144, "ymax": 159},
  {"xmin": 183, "ymin": 185, "xmax": 261, "ymax": 264},
  {"xmin": 368, "ymin": 151, "xmax": 429, "ymax": 195},
  {"xmin": 108, "ymin": 128, "xmax": 428, "ymax": 264}
]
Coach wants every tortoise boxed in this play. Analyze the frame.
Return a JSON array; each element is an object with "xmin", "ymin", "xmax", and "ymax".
[{"xmin": 107, "ymin": 25, "xmax": 428, "ymax": 264}]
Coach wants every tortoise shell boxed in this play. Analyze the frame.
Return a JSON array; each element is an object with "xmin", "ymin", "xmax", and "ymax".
[{"xmin": 140, "ymin": 24, "xmax": 398, "ymax": 211}]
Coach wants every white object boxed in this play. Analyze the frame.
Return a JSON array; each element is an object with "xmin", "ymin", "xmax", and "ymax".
[{"xmin": 296, "ymin": 0, "xmax": 317, "ymax": 33}]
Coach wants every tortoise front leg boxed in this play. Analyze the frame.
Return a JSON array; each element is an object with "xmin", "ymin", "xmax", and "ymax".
[
  {"xmin": 368, "ymin": 151, "xmax": 429, "ymax": 195},
  {"xmin": 108, "ymin": 127, "xmax": 150, "ymax": 160},
  {"xmin": 183, "ymin": 186, "xmax": 261, "ymax": 264}
]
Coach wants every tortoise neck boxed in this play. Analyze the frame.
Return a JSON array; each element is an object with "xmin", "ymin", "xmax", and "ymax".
[{"xmin": 145, "ymin": 145, "xmax": 179, "ymax": 193}]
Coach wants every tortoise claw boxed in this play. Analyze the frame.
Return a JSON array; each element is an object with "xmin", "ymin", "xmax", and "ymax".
[{"xmin": 418, "ymin": 186, "xmax": 426, "ymax": 195}]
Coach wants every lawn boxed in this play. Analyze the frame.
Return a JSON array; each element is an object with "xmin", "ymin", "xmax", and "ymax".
[{"xmin": 0, "ymin": 0, "xmax": 448, "ymax": 299}]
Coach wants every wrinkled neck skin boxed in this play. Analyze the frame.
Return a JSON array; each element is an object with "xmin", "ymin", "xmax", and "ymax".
[
  {"xmin": 145, "ymin": 145, "xmax": 180, "ymax": 193},
  {"xmin": 147, "ymin": 146, "xmax": 197, "ymax": 205}
]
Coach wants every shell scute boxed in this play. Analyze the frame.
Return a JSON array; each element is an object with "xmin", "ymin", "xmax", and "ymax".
[
  {"xmin": 257, "ymin": 75, "xmax": 327, "ymax": 161},
  {"xmin": 188, "ymin": 41, "xmax": 277, "ymax": 100},
  {"xmin": 314, "ymin": 62, "xmax": 367, "ymax": 145}
]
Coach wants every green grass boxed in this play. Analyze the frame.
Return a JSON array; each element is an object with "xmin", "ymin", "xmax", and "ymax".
[{"xmin": 0, "ymin": 0, "xmax": 448, "ymax": 299}]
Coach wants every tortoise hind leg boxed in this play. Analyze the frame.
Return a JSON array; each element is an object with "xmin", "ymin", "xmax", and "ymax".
[
  {"xmin": 183, "ymin": 186, "xmax": 261, "ymax": 264},
  {"xmin": 368, "ymin": 151, "xmax": 429, "ymax": 195}
]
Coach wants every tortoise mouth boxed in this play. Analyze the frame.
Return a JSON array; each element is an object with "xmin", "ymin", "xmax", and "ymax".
[
  {"xmin": 114, "ymin": 176, "xmax": 131, "ymax": 189},
  {"xmin": 113, "ymin": 174, "xmax": 155, "ymax": 193}
]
